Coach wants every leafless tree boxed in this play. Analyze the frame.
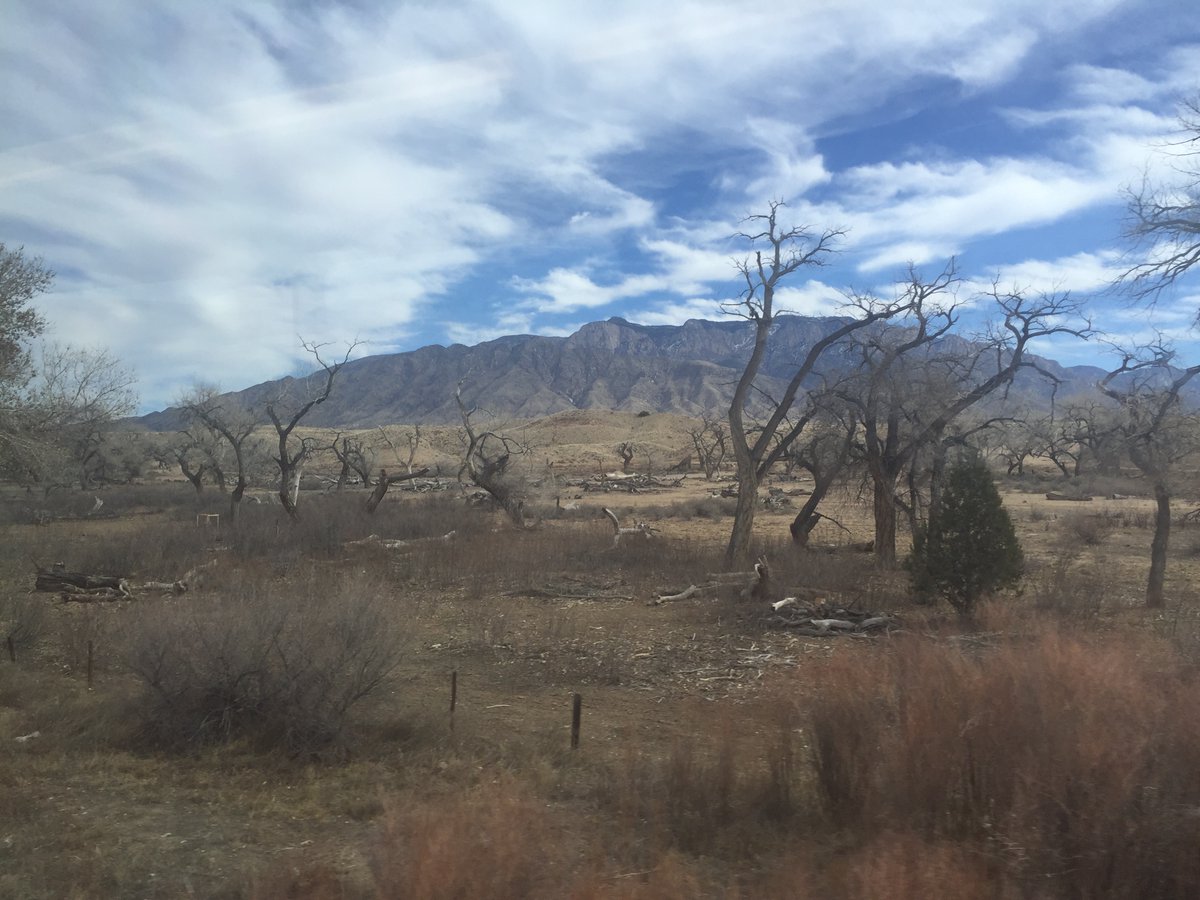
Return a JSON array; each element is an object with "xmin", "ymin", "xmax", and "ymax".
[
  {"xmin": 23, "ymin": 345, "xmax": 138, "ymax": 488},
  {"xmin": 785, "ymin": 406, "xmax": 857, "ymax": 547},
  {"xmin": 455, "ymin": 381, "xmax": 527, "ymax": 525},
  {"xmin": 1099, "ymin": 345, "xmax": 1200, "ymax": 607},
  {"xmin": 837, "ymin": 268, "xmax": 1090, "ymax": 564},
  {"xmin": 723, "ymin": 201, "xmax": 914, "ymax": 567},
  {"xmin": 688, "ymin": 414, "xmax": 728, "ymax": 480},
  {"xmin": 377, "ymin": 424, "xmax": 424, "ymax": 489},
  {"xmin": 327, "ymin": 431, "xmax": 375, "ymax": 490},
  {"xmin": 180, "ymin": 384, "xmax": 260, "ymax": 520},
  {"xmin": 265, "ymin": 339, "xmax": 358, "ymax": 520},
  {"xmin": 616, "ymin": 441, "xmax": 636, "ymax": 474},
  {"xmin": 994, "ymin": 418, "xmax": 1040, "ymax": 476},
  {"xmin": 1121, "ymin": 96, "xmax": 1200, "ymax": 308}
]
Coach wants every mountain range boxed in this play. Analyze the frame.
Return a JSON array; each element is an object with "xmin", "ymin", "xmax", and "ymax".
[{"xmin": 135, "ymin": 315, "xmax": 1109, "ymax": 431}]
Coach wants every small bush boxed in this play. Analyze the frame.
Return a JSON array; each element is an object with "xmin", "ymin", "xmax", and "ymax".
[
  {"xmin": 1064, "ymin": 511, "xmax": 1118, "ymax": 547},
  {"xmin": 125, "ymin": 571, "xmax": 402, "ymax": 755},
  {"xmin": 1, "ymin": 595, "xmax": 49, "ymax": 656}
]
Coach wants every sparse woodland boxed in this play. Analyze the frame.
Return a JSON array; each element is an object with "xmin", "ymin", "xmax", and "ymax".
[{"xmin": 5, "ymin": 135, "xmax": 1200, "ymax": 899}]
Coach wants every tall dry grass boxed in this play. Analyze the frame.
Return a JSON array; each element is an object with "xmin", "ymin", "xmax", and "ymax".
[{"xmin": 805, "ymin": 629, "xmax": 1200, "ymax": 899}]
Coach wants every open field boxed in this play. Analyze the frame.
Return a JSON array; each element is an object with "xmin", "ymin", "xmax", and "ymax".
[{"xmin": 4, "ymin": 421, "xmax": 1200, "ymax": 898}]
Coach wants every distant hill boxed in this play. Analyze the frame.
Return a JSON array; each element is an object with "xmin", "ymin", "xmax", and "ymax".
[{"xmin": 134, "ymin": 314, "xmax": 1111, "ymax": 431}]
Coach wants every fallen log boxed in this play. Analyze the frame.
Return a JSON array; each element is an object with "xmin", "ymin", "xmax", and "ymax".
[
  {"xmin": 36, "ymin": 571, "xmax": 129, "ymax": 594},
  {"xmin": 1045, "ymin": 492, "xmax": 1093, "ymax": 502}
]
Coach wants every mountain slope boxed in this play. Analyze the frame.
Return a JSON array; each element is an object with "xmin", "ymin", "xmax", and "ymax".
[{"xmin": 134, "ymin": 314, "xmax": 1108, "ymax": 431}]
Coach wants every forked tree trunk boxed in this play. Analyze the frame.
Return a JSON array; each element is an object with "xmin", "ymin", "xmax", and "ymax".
[{"xmin": 1147, "ymin": 480, "xmax": 1171, "ymax": 608}]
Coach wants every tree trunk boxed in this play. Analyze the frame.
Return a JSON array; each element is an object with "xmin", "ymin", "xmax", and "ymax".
[
  {"xmin": 278, "ymin": 461, "xmax": 299, "ymax": 520},
  {"xmin": 724, "ymin": 471, "xmax": 758, "ymax": 567},
  {"xmin": 229, "ymin": 477, "xmax": 245, "ymax": 522},
  {"xmin": 873, "ymin": 478, "xmax": 898, "ymax": 566},
  {"xmin": 1147, "ymin": 480, "xmax": 1171, "ymax": 608},
  {"xmin": 789, "ymin": 494, "xmax": 822, "ymax": 547},
  {"xmin": 789, "ymin": 476, "xmax": 835, "ymax": 547}
]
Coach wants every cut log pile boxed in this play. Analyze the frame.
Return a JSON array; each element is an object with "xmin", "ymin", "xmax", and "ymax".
[
  {"xmin": 766, "ymin": 599, "xmax": 898, "ymax": 636},
  {"xmin": 564, "ymin": 473, "xmax": 684, "ymax": 494}
]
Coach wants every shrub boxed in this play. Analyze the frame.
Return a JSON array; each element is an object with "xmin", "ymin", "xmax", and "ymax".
[
  {"xmin": 804, "ymin": 632, "xmax": 1200, "ymax": 899},
  {"xmin": 909, "ymin": 455, "xmax": 1022, "ymax": 616},
  {"xmin": 0, "ymin": 595, "xmax": 48, "ymax": 657},
  {"xmin": 125, "ymin": 571, "xmax": 402, "ymax": 755}
]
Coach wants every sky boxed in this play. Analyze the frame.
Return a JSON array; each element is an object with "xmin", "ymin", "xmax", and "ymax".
[{"xmin": 2, "ymin": 0, "xmax": 1200, "ymax": 414}]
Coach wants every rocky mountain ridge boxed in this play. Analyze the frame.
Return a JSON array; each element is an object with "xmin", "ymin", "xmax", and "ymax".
[{"xmin": 135, "ymin": 314, "xmax": 1108, "ymax": 431}]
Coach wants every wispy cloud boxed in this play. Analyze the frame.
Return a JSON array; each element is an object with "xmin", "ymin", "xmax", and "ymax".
[{"xmin": 1, "ymin": 0, "xmax": 1197, "ymax": 410}]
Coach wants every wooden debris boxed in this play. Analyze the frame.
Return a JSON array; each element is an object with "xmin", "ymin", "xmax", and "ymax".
[
  {"xmin": 36, "ymin": 570, "xmax": 130, "ymax": 595},
  {"xmin": 346, "ymin": 530, "xmax": 456, "ymax": 551},
  {"xmin": 650, "ymin": 557, "xmax": 771, "ymax": 605},
  {"xmin": 603, "ymin": 508, "xmax": 658, "ymax": 549},
  {"xmin": 1045, "ymin": 492, "xmax": 1093, "ymax": 502},
  {"xmin": 566, "ymin": 473, "xmax": 684, "ymax": 494},
  {"xmin": 766, "ymin": 600, "xmax": 899, "ymax": 636}
]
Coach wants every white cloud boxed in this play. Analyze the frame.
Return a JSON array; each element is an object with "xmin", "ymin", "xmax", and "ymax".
[{"xmin": 0, "ymin": 0, "xmax": 1190, "ymax": 408}]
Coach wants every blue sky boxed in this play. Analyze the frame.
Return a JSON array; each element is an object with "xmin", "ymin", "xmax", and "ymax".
[{"xmin": 2, "ymin": 0, "xmax": 1199, "ymax": 413}]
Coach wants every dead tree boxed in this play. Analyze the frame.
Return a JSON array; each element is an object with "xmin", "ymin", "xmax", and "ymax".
[
  {"xmin": 786, "ymin": 410, "xmax": 856, "ymax": 547},
  {"xmin": 723, "ymin": 201, "xmax": 913, "ymax": 568},
  {"xmin": 365, "ymin": 466, "xmax": 430, "ymax": 514},
  {"xmin": 455, "ymin": 383, "xmax": 527, "ymax": 525},
  {"xmin": 617, "ymin": 441, "xmax": 636, "ymax": 474},
  {"xmin": 328, "ymin": 431, "xmax": 375, "ymax": 490},
  {"xmin": 1120, "ymin": 96, "xmax": 1200, "ymax": 309},
  {"xmin": 1100, "ymin": 346, "xmax": 1200, "ymax": 607},
  {"xmin": 180, "ymin": 385, "xmax": 259, "ymax": 521},
  {"xmin": 688, "ymin": 414, "xmax": 728, "ymax": 480},
  {"xmin": 838, "ymin": 269, "xmax": 1090, "ymax": 564},
  {"xmin": 377, "ymin": 424, "xmax": 424, "ymax": 491},
  {"xmin": 266, "ymin": 340, "xmax": 358, "ymax": 520}
]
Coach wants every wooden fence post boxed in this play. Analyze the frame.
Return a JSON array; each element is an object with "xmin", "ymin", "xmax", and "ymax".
[{"xmin": 571, "ymin": 692, "xmax": 582, "ymax": 750}]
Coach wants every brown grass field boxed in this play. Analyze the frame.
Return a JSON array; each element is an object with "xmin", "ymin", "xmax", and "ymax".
[{"xmin": 3, "ymin": 411, "xmax": 1200, "ymax": 898}]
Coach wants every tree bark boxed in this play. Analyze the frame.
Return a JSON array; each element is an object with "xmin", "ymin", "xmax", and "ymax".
[
  {"xmin": 873, "ymin": 478, "xmax": 898, "ymax": 566},
  {"xmin": 1147, "ymin": 480, "xmax": 1171, "ymax": 608},
  {"xmin": 366, "ymin": 468, "xmax": 429, "ymax": 513},
  {"xmin": 725, "ymin": 471, "xmax": 759, "ymax": 565}
]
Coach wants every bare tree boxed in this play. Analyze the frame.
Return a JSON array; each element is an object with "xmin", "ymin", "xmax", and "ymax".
[
  {"xmin": 455, "ymin": 382, "xmax": 527, "ymax": 525},
  {"xmin": 328, "ymin": 431, "xmax": 375, "ymax": 490},
  {"xmin": 180, "ymin": 384, "xmax": 260, "ymax": 521},
  {"xmin": 688, "ymin": 414, "xmax": 728, "ymax": 480},
  {"xmin": 265, "ymin": 340, "xmax": 358, "ymax": 520},
  {"xmin": 723, "ymin": 201, "xmax": 915, "ymax": 567},
  {"xmin": 1099, "ymin": 346, "xmax": 1200, "ymax": 607},
  {"xmin": 616, "ymin": 441, "xmax": 636, "ymax": 474},
  {"xmin": 24, "ymin": 345, "xmax": 138, "ymax": 488},
  {"xmin": 377, "ymin": 424, "xmax": 424, "ymax": 490},
  {"xmin": 785, "ymin": 407, "xmax": 857, "ymax": 547},
  {"xmin": 1121, "ymin": 97, "xmax": 1200, "ymax": 307},
  {"xmin": 838, "ymin": 268, "xmax": 1090, "ymax": 564}
]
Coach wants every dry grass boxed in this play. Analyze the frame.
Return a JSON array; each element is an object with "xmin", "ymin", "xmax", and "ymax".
[{"xmin": 4, "ymin": 455, "xmax": 1200, "ymax": 898}]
